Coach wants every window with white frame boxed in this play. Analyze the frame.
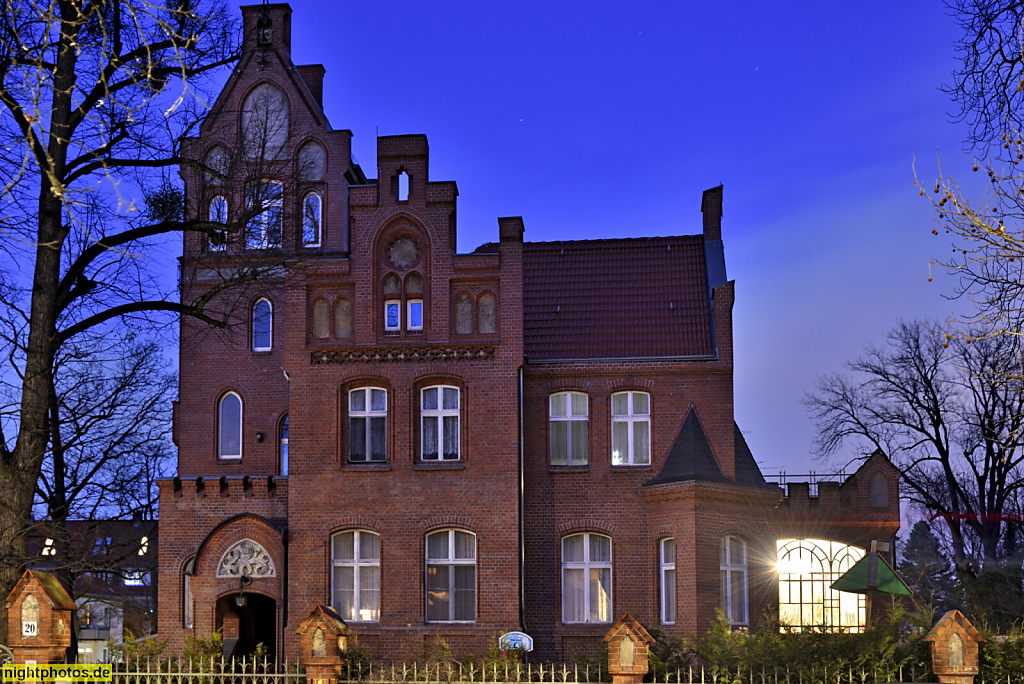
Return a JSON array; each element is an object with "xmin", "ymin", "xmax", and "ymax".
[
  {"xmin": 660, "ymin": 538, "xmax": 676, "ymax": 624},
  {"xmin": 245, "ymin": 180, "xmax": 283, "ymax": 249},
  {"xmin": 611, "ymin": 391, "xmax": 650, "ymax": 465},
  {"xmin": 209, "ymin": 195, "xmax": 228, "ymax": 251},
  {"xmin": 252, "ymin": 298, "xmax": 272, "ymax": 351},
  {"xmin": 349, "ymin": 388, "xmax": 387, "ymax": 462},
  {"xmin": 561, "ymin": 533, "xmax": 612, "ymax": 623},
  {"xmin": 777, "ymin": 538, "xmax": 866, "ymax": 632},
  {"xmin": 302, "ymin": 192, "xmax": 322, "ymax": 247},
  {"xmin": 421, "ymin": 386, "xmax": 460, "ymax": 460},
  {"xmin": 332, "ymin": 530, "xmax": 380, "ymax": 622},
  {"xmin": 407, "ymin": 299, "xmax": 423, "ymax": 331},
  {"xmin": 550, "ymin": 392, "xmax": 588, "ymax": 465},
  {"xmin": 218, "ymin": 392, "xmax": 242, "ymax": 459},
  {"xmin": 384, "ymin": 300, "xmax": 400, "ymax": 332},
  {"xmin": 721, "ymin": 535, "xmax": 748, "ymax": 626},
  {"xmin": 426, "ymin": 529, "xmax": 475, "ymax": 622}
]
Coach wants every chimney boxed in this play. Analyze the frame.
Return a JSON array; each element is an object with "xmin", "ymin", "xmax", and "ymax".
[
  {"xmin": 701, "ymin": 185, "xmax": 723, "ymax": 241},
  {"xmin": 297, "ymin": 65, "xmax": 326, "ymax": 107}
]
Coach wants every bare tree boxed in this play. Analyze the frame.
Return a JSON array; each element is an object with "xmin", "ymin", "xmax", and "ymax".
[
  {"xmin": 0, "ymin": 0, "xmax": 275, "ymax": 643},
  {"xmin": 806, "ymin": 320, "xmax": 1024, "ymax": 570}
]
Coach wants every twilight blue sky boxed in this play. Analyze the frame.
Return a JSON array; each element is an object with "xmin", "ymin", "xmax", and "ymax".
[{"xmin": 256, "ymin": 1, "xmax": 979, "ymax": 476}]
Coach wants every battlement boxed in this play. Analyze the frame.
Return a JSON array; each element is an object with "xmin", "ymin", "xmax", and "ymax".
[{"xmin": 167, "ymin": 475, "xmax": 286, "ymax": 499}]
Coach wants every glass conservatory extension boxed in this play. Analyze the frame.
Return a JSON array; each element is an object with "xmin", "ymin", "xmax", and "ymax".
[{"xmin": 776, "ymin": 539, "xmax": 866, "ymax": 632}]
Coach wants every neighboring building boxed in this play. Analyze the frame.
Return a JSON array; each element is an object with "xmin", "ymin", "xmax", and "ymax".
[
  {"xmin": 158, "ymin": 3, "xmax": 901, "ymax": 662},
  {"xmin": 28, "ymin": 518, "xmax": 158, "ymax": 658}
]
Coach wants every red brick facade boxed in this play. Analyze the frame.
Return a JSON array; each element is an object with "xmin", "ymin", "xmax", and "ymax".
[{"xmin": 158, "ymin": 2, "xmax": 900, "ymax": 663}]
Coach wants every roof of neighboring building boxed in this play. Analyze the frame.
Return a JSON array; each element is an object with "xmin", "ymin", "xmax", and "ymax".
[{"xmin": 521, "ymin": 236, "xmax": 713, "ymax": 361}]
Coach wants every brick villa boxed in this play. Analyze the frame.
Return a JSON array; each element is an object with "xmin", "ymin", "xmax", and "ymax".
[{"xmin": 158, "ymin": 3, "xmax": 901, "ymax": 662}]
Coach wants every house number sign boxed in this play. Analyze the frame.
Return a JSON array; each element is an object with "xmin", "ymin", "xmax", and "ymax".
[{"xmin": 21, "ymin": 621, "xmax": 37, "ymax": 637}]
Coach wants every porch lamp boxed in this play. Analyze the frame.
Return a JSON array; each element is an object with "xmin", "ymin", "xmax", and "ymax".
[{"xmin": 236, "ymin": 575, "xmax": 252, "ymax": 607}]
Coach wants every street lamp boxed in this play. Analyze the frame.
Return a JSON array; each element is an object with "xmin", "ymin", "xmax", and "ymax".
[{"xmin": 235, "ymin": 575, "xmax": 252, "ymax": 607}]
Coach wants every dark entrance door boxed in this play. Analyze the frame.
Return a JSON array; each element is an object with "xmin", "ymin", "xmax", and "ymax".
[{"xmin": 216, "ymin": 594, "xmax": 276, "ymax": 662}]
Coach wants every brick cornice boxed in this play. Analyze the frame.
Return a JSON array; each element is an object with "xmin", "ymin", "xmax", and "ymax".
[{"xmin": 311, "ymin": 345, "xmax": 495, "ymax": 365}]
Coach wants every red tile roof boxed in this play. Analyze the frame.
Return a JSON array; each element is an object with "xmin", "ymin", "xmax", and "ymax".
[{"xmin": 523, "ymin": 236, "xmax": 713, "ymax": 360}]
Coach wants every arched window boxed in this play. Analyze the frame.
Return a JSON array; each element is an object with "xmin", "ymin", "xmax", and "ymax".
[
  {"xmin": 349, "ymin": 387, "xmax": 387, "ymax": 462},
  {"xmin": 334, "ymin": 298, "xmax": 352, "ymax": 339},
  {"xmin": 242, "ymin": 83, "xmax": 289, "ymax": 160},
  {"xmin": 454, "ymin": 294, "xmax": 473, "ymax": 335},
  {"xmin": 478, "ymin": 293, "xmax": 496, "ymax": 334},
  {"xmin": 660, "ymin": 538, "xmax": 676, "ymax": 624},
  {"xmin": 550, "ymin": 392, "xmax": 588, "ymax": 465},
  {"xmin": 332, "ymin": 530, "xmax": 380, "ymax": 622},
  {"xmin": 203, "ymin": 146, "xmax": 231, "ymax": 185},
  {"xmin": 182, "ymin": 562, "xmax": 194, "ymax": 628},
  {"xmin": 208, "ymin": 195, "xmax": 228, "ymax": 251},
  {"xmin": 312, "ymin": 299, "xmax": 330, "ymax": 339},
  {"xmin": 252, "ymin": 298, "xmax": 272, "ymax": 351},
  {"xmin": 406, "ymin": 273, "xmax": 423, "ymax": 332},
  {"xmin": 245, "ymin": 180, "xmax": 283, "ymax": 249},
  {"xmin": 721, "ymin": 535, "xmax": 748, "ymax": 626},
  {"xmin": 383, "ymin": 275, "xmax": 401, "ymax": 332},
  {"xmin": 611, "ymin": 391, "xmax": 651, "ymax": 465},
  {"xmin": 218, "ymin": 392, "xmax": 242, "ymax": 460},
  {"xmin": 279, "ymin": 414, "xmax": 289, "ymax": 476},
  {"xmin": 776, "ymin": 538, "xmax": 866, "ymax": 632},
  {"xmin": 297, "ymin": 141, "xmax": 326, "ymax": 182},
  {"xmin": 426, "ymin": 529, "xmax": 475, "ymax": 622},
  {"xmin": 421, "ymin": 385, "xmax": 460, "ymax": 460},
  {"xmin": 302, "ymin": 192, "xmax": 322, "ymax": 247},
  {"xmin": 869, "ymin": 472, "xmax": 889, "ymax": 509},
  {"xmin": 562, "ymin": 533, "xmax": 611, "ymax": 623}
]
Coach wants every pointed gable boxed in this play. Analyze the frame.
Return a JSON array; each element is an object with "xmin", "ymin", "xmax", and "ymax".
[{"xmin": 644, "ymin": 408, "xmax": 725, "ymax": 486}]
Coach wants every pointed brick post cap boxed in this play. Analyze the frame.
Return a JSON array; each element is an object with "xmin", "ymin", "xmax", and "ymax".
[
  {"xmin": 603, "ymin": 614, "xmax": 654, "ymax": 684},
  {"xmin": 923, "ymin": 610, "xmax": 985, "ymax": 684}
]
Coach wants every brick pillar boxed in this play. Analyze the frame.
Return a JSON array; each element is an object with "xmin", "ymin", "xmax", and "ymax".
[{"xmin": 603, "ymin": 615, "xmax": 653, "ymax": 684}]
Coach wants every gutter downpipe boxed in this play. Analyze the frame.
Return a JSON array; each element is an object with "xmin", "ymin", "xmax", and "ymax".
[{"xmin": 518, "ymin": 365, "xmax": 526, "ymax": 634}]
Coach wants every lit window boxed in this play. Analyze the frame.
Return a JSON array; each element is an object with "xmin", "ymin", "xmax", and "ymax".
[
  {"xmin": 302, "ymin": 192, "xmax": 322, "ymax": 247},
  {"xmin": 407, "ymin": 300, "xmax": 423, "ymax": 330},
  {"xmin": 661, "ymin": 538, "xmax": 676, "ymax": 624},
  {"xmin": 252, "ymin": 298, "xmax": 272, "ymax": 351},
  {"xmin": 218, "ymin": 392, "xmax": 242, "ymax": 459},
  {"xmin": 245, "ymin": 180, "xmax": 283, "ymax": 249},
  {"xmin": 611, "ymin": 391, "xmax": 650, "ymax": 466},
  {"xmin": 777, "ymin": 538, "xmax": 866, "ymax": 632},
  {"xmin": 426, "ymin": 529, "xmax": 475, "ymax": 622},
  {"xmin": 721, "ymin": 535, "xmax": 748, "ymax": 626},
  {"xmin": 332, "ymin": 530, "xmax": 380, "ymax": 622},
  {"xmin": 208, "ymin": 195, "xmax": 228, "ymax": 251},
  {"xmin": 124, "ymin": 571, "xmax": 147, "ymax": 587},
  {"xmin": 138, "ymin": 537, "xmax": 149, "ymax": 556},
  {"xmin": 421, "ymin": 386, "xmax": 459, "ymax": 460},
  {"xmin": 349, "ymin": 388, "xmax": 387, "ymax": 462},
  {"xmin": 550, "ymin": 392, "xmax": 588, "ymax": 466},
  {"xmin": 41, "ymin": 538, "xmax": 55, "ymax": 556},
  {"xmin": 562, "ymin": 533, "xmax": 612, "ymax": 623}
]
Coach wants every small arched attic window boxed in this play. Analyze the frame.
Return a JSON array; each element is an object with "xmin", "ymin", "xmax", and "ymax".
[
  {"xmin": 242, "ymin": 83, "xmax": 289, "ymax": 161},
  {"xmin": 869, "ymin": 472, "xmax": 889, "ymax": 509},
  {"xmin": 478, "ymin": 293, "xmax": 496, "ymax": 334},
  {"xmin": 297, "ymin": 141, "xmax": 326, "ymax": 182},
  {"xmin": 454, "ymin": 294, "xmax": 473, "ymax": 335},
  {"xmin": 312, "ymin": 299, "xmax": 330, "ymax": 339}
]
